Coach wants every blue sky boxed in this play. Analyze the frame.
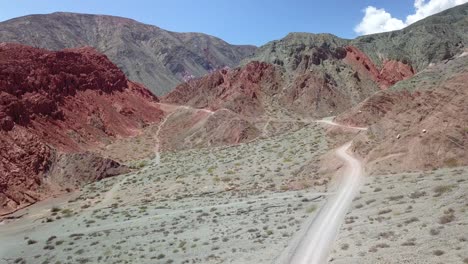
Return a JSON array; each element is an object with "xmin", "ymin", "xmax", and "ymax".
[{"xmin": 0, "ymin": 0, "xmax": 464, "ymax": 46}]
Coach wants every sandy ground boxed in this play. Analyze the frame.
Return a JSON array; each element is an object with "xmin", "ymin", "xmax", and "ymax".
[
  {"xmin": 329, "ymin": 167, "xmax": 468, "ymax": 264},
  {"xmin": 0, "ymin": 123, "xmax": 335, "ymax": 264}
]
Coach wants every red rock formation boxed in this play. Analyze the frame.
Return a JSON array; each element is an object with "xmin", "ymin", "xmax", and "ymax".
[
  {"xmin": 0, "ymin": 43, "xmax": 163, "ymax": 214},
  {"xmin": 163, "ymin": 61, "xmax": 280, "ymax": 118},
  {"xmin": 336, "ymin": 66, "xmax": 468, "ymax": 173},
  {"xmin": 344, "ymin": 46, "xmax": 415, "ymax": 89},
  {"xmin": 379, "ymin": 59, "xmax": 415, "ymax": 87}
]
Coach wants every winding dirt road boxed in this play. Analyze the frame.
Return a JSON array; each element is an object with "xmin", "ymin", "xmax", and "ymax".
[
  {"xmin": 278, "ymin": 120, "xmax": 365, "ymax": 264},
  {"xmin": 316, "ymin": 119, "xmax": 367, "ymax": 131},
  {"xmin": 286, "ymin": 142, "xmax": 362, "ymax": 264}
]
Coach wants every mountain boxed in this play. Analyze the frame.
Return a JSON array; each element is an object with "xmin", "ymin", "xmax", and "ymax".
[
  {"xmin": 163, "ymin": 3, "xmax": 468, "ymax": 174},
  {"xmin": 336, "ymin": 52, "xmax": 468, "ymax": 173},
  {"xmin": 352, "ymin": 3, "xmax": 468, "ymax": 71},
  {"xmin": 163, "ymin": 35, "xmax": 415, "ymax": 120},
  {"xmin": 0, "ymin": 12, "xmax": 256, "ymax": 95},
  {"xmin": 0, "ymin": 43, "xmax": 163, "ymax": 214}
]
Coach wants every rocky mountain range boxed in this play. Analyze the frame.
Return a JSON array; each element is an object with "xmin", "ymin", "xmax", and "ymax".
[
  {"xmin": 162, "ymin": 2, "xmax": 467, "ymax": 173},
  {"xmin": 0, "ymin": 12, "xmax": 256, "ymax": 95},
  {"xmin": 0, "ymin": 4, "xmax": 467, "ymax": 263}
]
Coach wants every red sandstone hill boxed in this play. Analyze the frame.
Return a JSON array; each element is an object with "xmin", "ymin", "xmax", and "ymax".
[
  {"xmin": 163, "ymin": 62, "xmax": 279, "ymax": 118},
  {"xmin": 336, "ymin": 54, "xmax": 468, "ymax": 173},
  {"xmin": 0, "ymin": 43, "xmax": 163, "ymax": 214}
]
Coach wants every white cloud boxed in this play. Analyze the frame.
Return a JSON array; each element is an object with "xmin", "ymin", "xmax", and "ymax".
[
  {"xmin": 355, "ymin": 0, "xmax": 468, "ymax": 35},
  {"xmin": 354, "ymin": 6, "xmax": 406, "ymax": 35},
  {"xmin": 406, "ymin": 0, "xmax": 468, "ymax": 24}
]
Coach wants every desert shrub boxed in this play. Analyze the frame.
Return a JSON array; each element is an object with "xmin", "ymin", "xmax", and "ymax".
[
  {"xmin": 378, "ymin": 209, "xmax": 392, "ymax": 215},
  {"xmin": 401, "ymin": 241, "xmax": 416, "ymax": 246},
  {"xmin": 13, "ymin": 258, "xmax": 25, "ymax": 264},
  {"xmin": 61, "ymin": 208, "xmax": 73, "ymax": 217},
  {"xmin": 375, "ymin": 243, "xmax": 390, "ymax": 248},
  {"xmin": 433, "ymin": 185, "xmax": 453, "ymax": 196},
  {"xmin": 409, "ymin": 191, "xmax": 426, "ymax": 199},
  {"xmin": 444, "ymin": 158, "xmax": 458, "ymax": 167},
  {"xmin": 27, "ymin": 239, "xmax": 37, "ymax": 245},
  {"xmin": 433, "ymin": 249, "xmax": 444, "ymax": 256},
  {"xmin": 429, "ymin": 228, "xmax": 440, "ymax": 235},
  {"xmin": 306, "ymin": 205, "xmax": 317, "ymax": 213},
  {"xmin": 387, "ymin": 195, "xmax": 404, "ymax": 201},
  {"xmin": 404, "ymin": 217, "xmax": 419, "ymax": 224},
  {"xmin": 76, "ymin": 258, "xmax": 91, "ymax": 264},
  {"xmin": 439, "ymin": 213, "xmax": 455, "ymax": 224}
]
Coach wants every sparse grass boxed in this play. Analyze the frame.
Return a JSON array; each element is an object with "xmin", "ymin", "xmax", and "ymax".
[
  {"xmin": 401, "ymin": 240, "xmax": 416, "ymax": 246},
  {"xmin": 429, "ymin": 228, "xmax": 440, "ymax": 236},
  {"xmin": 433, "ymin": 185, "xmax": 453, "ymax": 196},
  {"xmin": 306, "ymin": 205, "xmax": 317, "ymax": 213},
  {"xmin": 404, "ymin": 217, "xmax": 419, "ymax": 224},
  {"xmin": 439, "ymin": 209, "xmax": 455, "ymax": 224},
  {"xmin": 0, "ymin": 125, "xmax": 331, "ymax": 263},
  {"xmin": 378, "ymin": 209, "xmax": 392, "ymax": 215},
  {"xmin": 387, "ymin": 195, "xmax": 404, "ymax": 201},
  {"xmin": 409, "ymin": 191, "xmax": 426, "ymax": 199}
]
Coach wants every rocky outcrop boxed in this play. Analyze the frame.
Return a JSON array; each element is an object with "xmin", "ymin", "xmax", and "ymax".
[
  {"xmin": 0, "ymin": 43, "xmax": 162, "ymax": 214},
  {"xmin": 163, "ymin": 62, "xmax": 279, "ymax": 118},
  {"xmin": 344, "ymin": 46, "xmax": 414, "ymax": 89},
  {"xmin": 46, "ymin": 152, "xmax": 131, "ymax": 190}
]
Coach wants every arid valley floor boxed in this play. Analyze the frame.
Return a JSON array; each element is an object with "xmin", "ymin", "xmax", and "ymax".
[{"xmin": 2, "ymin": 117, "xmax": 466, "ymax": 264}]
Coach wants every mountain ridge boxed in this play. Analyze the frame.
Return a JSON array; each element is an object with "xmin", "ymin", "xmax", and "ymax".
[{"xmin": 0, "ymin": 12, "xmax": 256, "ymax": 95}]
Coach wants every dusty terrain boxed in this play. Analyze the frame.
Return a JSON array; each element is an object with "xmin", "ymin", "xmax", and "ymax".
[
  {"xmin": 1, "ymin": 3, "xmax": 467, "ymax": 264},
  {"xmin": 0, "ymin": 121, "xmax": 338, "ymax": 264},
  {"xmin": 329, "ymin": 167, "xmax": 468, "ymax": 264}
]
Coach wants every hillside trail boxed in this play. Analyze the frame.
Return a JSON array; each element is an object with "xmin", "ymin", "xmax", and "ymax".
[
  {"xmin": 96, "ymin": 103, "xmax": 221, "ymax": 209},
  {"xmin": 276, "ymin": 120, "xmax": 366, "ymax": 264},
  {"xmin": 97, "ymin": 107, "xmax": 365, "ymax": 218}
]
